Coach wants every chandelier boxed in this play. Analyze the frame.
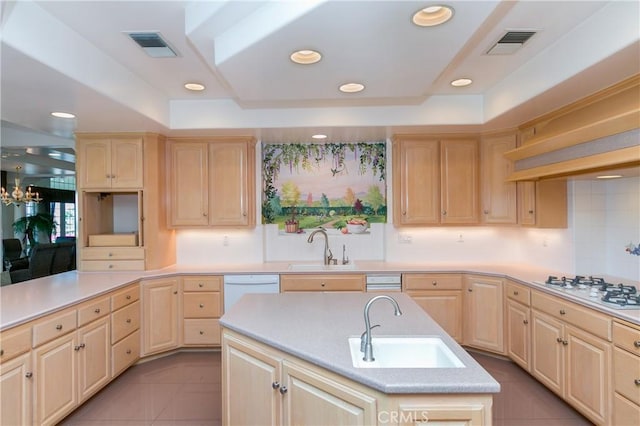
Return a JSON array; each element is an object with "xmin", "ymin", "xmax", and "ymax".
[{"xmin": 1, "ymin": 166, "xmax": 43, "ymax": 206}]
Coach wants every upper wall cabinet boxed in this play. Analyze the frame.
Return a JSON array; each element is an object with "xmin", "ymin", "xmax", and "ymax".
[
  {"xmin": 167, "ymin": 137, "xmax": 256, "ymax": 228},
  {"xmin": 480, "ymin": 133, "xmax": 517, "ymax": 224},
  {"xmin": 393, "ymin": 136, "xmax": 479, "ymax": 226},
  {"xmin": 76, "ymin": 137, "xmax": 143, "ymax": 189}
]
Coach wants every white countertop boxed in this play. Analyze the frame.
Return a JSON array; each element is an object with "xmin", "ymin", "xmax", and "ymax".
[
  {"xmin": 220, "ymin": 292, "xmax": 501, "ymax": 394},
  {"xmin": 1, "ymin": 262, "xmax": 638, "ymax": 331}
]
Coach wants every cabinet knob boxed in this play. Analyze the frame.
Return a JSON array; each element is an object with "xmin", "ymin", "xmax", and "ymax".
[
  {"xmin": 634, "ymin": 379, "xmax": 640, "ymax": 386},
  {"xmin": 108, "ymin": 252, "xmax": 113, "ymax": 257},
  {"xmin": 321, "ymin": 283, "xmax": 325, "ymax": 287},
  {"xmin": 126, "ymin": 318, "xmax": 132, "ymax": 323},
  {"xmin": 523, "ymin": 319, "xmax": 529, "ymax": 325},
  {"xmin": 126, "ymin": 295, "xmax": 132, "ymax": 300},
  {"xmin": 56, "ymin": 324, "xmax": 63, "ymax": 330},
  {"xmin": 199, "ymin": 331, "xmax": 204, "ymax": 335},
  {"xmin": 272, "ymin": 381, "xmax": 280, "ymax": 390},
  {"xmin": 442, "ymin": 210, "xmax": 447, "ymax": 216},
  {"xmin": 402, "ymin": 211, "xmax": 406, "ymax": 215},
  {"xmin": 528, "ymin": 210, "xmax": 534, "ymax": 214},
  {"xmin": 432, "ymin": 281, "xmax": 437, "ymax": 286},
  {"xmin": 173, "ymin": 291, "xmax": 178, "ymax": 295},
  {"xmin": 556, "ymin": 337, "xmax": 563, "ymax": 343},
  {"xmin": 634, "ymin": 341, "xmax": 640, "ymax": 348},
  {"xmin": 483, "ymin": 210, "xmax": 489, "ymax": 215},
  {"xmin": 199, "ymin": 283, "xmax": 204, "ymax": 288},
  {"xmin": 513, "ymin": 291, "xmax": 519, "ymax": 296},
  {"xmin": 203, "ymin": 212, "xmax": 208, "ymax": 217},
  {"xmin": 25, "ymin": 372, "xmax": 33, "ymax": 379},
  {"xmin": 468, "ymin": 288, "xmax": 473, "ymax": 292},
  {"xmin": 75, "ymin": 345, "xmax": 81, "ymax": 351},
  {"xmin": 108, "ymin": 264, "xmax": 114, "ymax": 269},
  {"xmin": 0, "ymin": 349, "xmax": 3, "ymax": 356},
  {"xmin": 562, "ymin": 340, "xmax": 568, "ymax": 346},
  {"xmin": 199, "ymin": 304, "xmax": 204, "ymax": 308},
  {"xmin": 279, "ymin": 386, "xmax": 288, "ymax": 395},
  {"xmin": 94, "ymin": 308, "xmax": 101, "ymax": 314},
  {"xmin": 80, "ymin": 343, "xmax": 86, "ymax": 349},
  {"xmin": 559, "ymin": 309, "xmax": 566, "ymax": 315},
  {"xmin": 126, "ymin": 349, "xmax": 132, "ymax": 355}
]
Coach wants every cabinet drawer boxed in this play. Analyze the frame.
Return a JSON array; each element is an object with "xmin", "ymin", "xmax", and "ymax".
[
  {"xmin": 82, "ymin": 260, "xmax": 145, "ymax": 271},
  {"xmin": 403, "ymin": 274, "xmax": 462, "ymax": 290},
  {"xmin": 613, "ymin": 393, "xmax": 640, "ymax": 426},
  {"xmin": 506, "ymin": 281, "xmax": 530, "ymax": 306},
  {"xmin": 613, "ymin": 320, "xmax": 640, "ymax": 355},
  {"xmin": 183, "ymin": 319, "xmax": 220, "ymax": 345},
  {"xmin": 183, "ymin": 293, "xmax": 221, "ymax": 318},
  {"xmin": 112, "ymin": 329, "xmax": 140, "ymax": 378},
  {"xmin": 111, "ymin": 301, "xmax": 140, "ymax": 344},
  {"xmin": 111, "ymin": 284, "xmax": 140, "ymax": 311},
  {"xmin": 280, "ymin": 274, "xmax": 365, "ymax": 292},
  {"xmin": 77, "ymin": 296, "xmax": 110, "ymax": 327},
  {"xmin": 32, "ymin": 309, "xmax": 77, "ymax": 347},
  {"xmin": 531, "ymin": 291, "xmax": 611, "ymax": 340},
  {"xmin": 183, "ymin": 276, "xmax": 222, "ymax": 292},
  {"xmin": 81, "ymin": 247, "xmax": 144, "ymax": 260},
  {"xmin": 613, "ymin": 346, "xmax": 640, "ymax": 405},
  {"xmin": 0, "ymin": 324, "xmax": 32, "ymax": 362}
]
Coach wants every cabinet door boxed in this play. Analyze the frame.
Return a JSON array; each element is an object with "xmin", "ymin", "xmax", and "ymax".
[
  {"xmin": 142, "ymin": 278, "xmax": 180, "ymax": 355},
  {"xmin": 111, "ymin": 138, "xmax": 143, "ymax": 188},
  {"xmin": 169, "ymin": 142, "xmax": 210, "ymax": 226},
  {"xmin": 222, "ymin": 333, "xmax": 281, "ymax": 426},
  {"xmin": 77, "ymin": 316, "xmax": 111, "ymax": 403},
  {"xmin": 393, "ymin": 139, "xmax": 440, "ymax": 225},
  {"xmin": 564, "ymin": 325, "xmax": 610, "ymax": 425},
  {"xmin": 209, "ymin": 141, "xmax": 254, "ymax": 226},
  {"xmin": 507, "ymin": 300, "xmax": 530, "ymax": 371},
  {"xmin": 441, "ymin": 139, "xmax": 479, "ymax": 224},
  {"xmin": 408, "ymin": 290, "xmax": 462, "ymax": 342},
  {"xmin": 0, "ymin": 352, "xmax": 32, "ymax": 426},
  {"xmin": 480, "ymin": 134, "xmax": 517, "ymax": 224},
  {"xmin": 531, "ymin": 311, "xmax": 564, "ymax": 397},
  {"xmin": 282, "ymin": 360, "xmax": 377, "ymax": 426},
  {"xmin": 613, "ymin": 393, "xmax": 640, "ymax": 426},
  {"xmin": 517, "ymin": 181, "xmax": 536, "ymax": 226},
  {"xmin": 33, "ymin": 332, "xmax": 78, "ymax": 426},
  {"xmin": 464, "ymin": 276, "xmax": 504, "ymax": 353},
  {"xmin": 78, "ymin": 139, "xmax": 112, "ymax": 189}
]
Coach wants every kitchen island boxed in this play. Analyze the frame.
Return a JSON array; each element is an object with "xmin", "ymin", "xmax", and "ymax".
[{"xmin": 220, "ymin": 292, "xmax": 499, "ymax": 425}]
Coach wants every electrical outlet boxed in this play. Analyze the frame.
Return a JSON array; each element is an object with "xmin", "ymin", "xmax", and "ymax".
[
  {"xmin": 457, "ymin": 234, "xmax": 464, "ymax": 243},
  {"xmin": 223, "ymin": 236, "xmax": 229, "ymax": 246},
  {"xmin": 398, "ymin": 233, "xmax": 412, "ymax": 244},
  {"xmin": 542, "ymin": 238, "xmax": 548, "ymax": 247}
]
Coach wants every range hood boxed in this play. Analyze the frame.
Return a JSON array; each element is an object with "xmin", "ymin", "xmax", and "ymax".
[{"xmin": 505, "ymin": 75, "xmax": 640, "ymax": 181}]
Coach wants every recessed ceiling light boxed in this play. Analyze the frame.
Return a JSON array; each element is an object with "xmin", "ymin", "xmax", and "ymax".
[
  {"xmin": 596, "ymin": 174, "xmax": 623, "ymax": 179},
  {"xmin": 450, "ymin": 78, "xmax": 473, "ymax": 87},
  {"xmin": 290, "ymin": 49, "xmax": 322, "ymax": 65},
  {"xmin": 412, "ymin": 5, "xmax": 454, "ymax": 27},
  {"xmin": 339, "ymin": 83, "xmax": 365, "ymax": 93},
  {"xmin": 184, "ymin": 82, "xmax": 205, "ymax": 91},
  {"xmin": 312, "ymin": 134, "xmax": 327, "ymax": 140},
  {"xmin": 51, "ymin": 111, "xmax": 75, "ymax": 118}
]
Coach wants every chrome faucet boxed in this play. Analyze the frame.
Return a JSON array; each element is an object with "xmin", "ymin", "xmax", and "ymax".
[
  {"xmin": 361, "ymin": 295, "xmax": 403, "ymax": 362},
  {"xmin": 307, "ymin": 227, "xmax": 333, "ymax": 265}
]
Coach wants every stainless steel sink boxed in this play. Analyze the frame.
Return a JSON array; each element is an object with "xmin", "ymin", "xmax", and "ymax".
[
  {"xmin": 348, "ymin": 336, "xmax": 465, "ymax": 369},
  {"xmin": 288, "ymin": 262, "xmax": 356, "ymax": 271}
]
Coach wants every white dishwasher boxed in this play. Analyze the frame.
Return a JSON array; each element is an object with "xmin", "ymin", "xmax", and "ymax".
[{"xmin": 223, "ymin": 274, "xmax": 280, "ymax": 312}]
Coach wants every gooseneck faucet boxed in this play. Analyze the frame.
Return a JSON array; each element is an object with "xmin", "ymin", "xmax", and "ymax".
[
  {"xmin": 362, "ymin": 295, "xmax": 403, "ymax": 362},
  {"xmin": 307, "ymin": 227, "xmax": 333, "ymax": 265}
]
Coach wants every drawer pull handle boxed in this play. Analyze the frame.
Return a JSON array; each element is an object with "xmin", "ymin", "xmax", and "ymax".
[
  {"xmin": 56, "ymin": 324, "xmax": 63, "ymax": 330},
  {"xmin": 126, "ymin": 349, "xmax": 132, "ymax": 355},
  {"xmin": 199, "ymin": 283, "xmax": 204, "ymax": 288},
  {"xmin": 173, "ymin": 291, "xmax": 178, "ymax": 295},
  {"xmin": 108, "ymin": 253, "xmax": 113, "ymax": 257},
  {"xmin": 272, "ymin": 381, "xmax": 280, "ymax": 390},
  {"xmin": 468, "ymin": 288, "xmax": 473, "ymax": 292},
  {"xmin": 634, "ymin": 341, "xmax": 640, "ymax": 348},
  {"xmin": 199, "ymin": 331, "xmax": 204, "ymax": 335},
  {"xmin": 108, "ymin": 264, "xmax": 114, "ymax": 269},
  {"xmin": 126, "ymin": 295, "xmax": 132, "ymax": 300},
  {"xmin": 556, "ymin": 337, "xmax": 563, "ymax": 343},
  {"xmin": 321, "ymin": 283, "xmax": 325, "ymax": 287},
  {"xmin": 199, "ymin": 304, "xmax": 204, "ymax": 308},
  {"xmin": 94, "ymin": 308, "xmax": 101, "ymax": 314},
  {"xmin": 528, "ymin": 209, "xmax": 534, "ymax": 214},
  {"xmin": 126, "ymin": 319, "xmax": 132, "ymax": 324},
  {"xmin": 25, "ymin": 372, "xmax": 33, "ymax": 379},
  {"xmin": 432, "ymin": 281, "xmax": 437, "ymax": 286},
  {"xmin": 559, "ymin": 309, "xmax": 566, "ymax": 315},
  {"xmin": 513, "ymin": 291, "xmax": 519, "ymax": 296},
  {"xmin": 634, "ymin": 379, "xmax": 640, "ymax": 386}
]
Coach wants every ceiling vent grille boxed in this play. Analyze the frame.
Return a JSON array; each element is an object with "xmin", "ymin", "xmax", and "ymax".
[
  {"xmin": 486, "ymin": 30, "xmax": 536, "ymax": 55},
  {"xmin": 127, "ymin": 32, "xmax": 178, "ymax": 58}
]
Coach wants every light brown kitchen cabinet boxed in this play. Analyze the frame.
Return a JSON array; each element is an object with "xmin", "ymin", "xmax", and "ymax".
[
  {"xmin": 76, "ymin": 316, "xmax": 111, "ymax": 403},
  {"xmin": 181, "ymin": 275, "xmax": 223, "ymax": 346},
  {"xmin": 168, "ymin": 137, "xmax": 256, "ymax": 228},
  {"xmin": 531, "ymin": 291, "xmax": 611, "ymax": 425},
  {"xmin": 110, "ymin": 284, "xmax": 141, "ymax": 377},
  {"xmin": 505, "ymin": 281, "xmax": 531, "ymax": 371},
  {"xmin": 463, "ymin": 275, "xmax": 504, "ymax": 354},
  {"xmin": 280, "ymin": 274, "xmax": 365, "ymax": 292},
  {"xmin": 518, "ymin": 179, "xmax": 568, "ymax": 228},
  {"xmin": 76, "ymin": 133, "xmax": 175, "ymax": 271},
  {"xmin": 480, "ymin": 132, "xmax": 517, "ymax": 224},
  {"xmin": 611, "ymin": 319, "xmax": 640, "ymax": 426},
  {"xmin": 393, "ymin": 136, "xmax": 479, "ymax": 225},
  {"xmin": 141, "ymin": 277, "xmax": 180, "ymax": 356},
  {"xmin": 76, "ymin": 137, "xmax": 143, "ymax": 189},
  {"xmin": 0, "ymin": 351, "xmax": 32, "ymax": 426},
  {"xmin": 403, "ymin": 273, "xmax": 463, "ymax": 342}
]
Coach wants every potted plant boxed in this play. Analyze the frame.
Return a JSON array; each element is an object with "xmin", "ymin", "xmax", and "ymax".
[
  {"xmin": 285, "ymin": 207, "xmax": 299, "ymax": 233},
  {"xmin": 12, "ymin": 213, "xmax": 57, "ymax": 249}
]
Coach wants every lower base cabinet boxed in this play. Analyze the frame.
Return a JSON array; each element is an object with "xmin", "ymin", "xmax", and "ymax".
[
  {"xmin": 0, "ymin": 352, "xmax": 32, "ymax": 425},
  {"xmin": 222, "ymin": 329, "xmax": 493, "ymax": 426}
]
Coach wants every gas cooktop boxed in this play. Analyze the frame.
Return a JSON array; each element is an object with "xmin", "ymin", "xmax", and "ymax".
[{"xmin": 542, "ymin": 275, "xmax": 639, "ymax": 310}]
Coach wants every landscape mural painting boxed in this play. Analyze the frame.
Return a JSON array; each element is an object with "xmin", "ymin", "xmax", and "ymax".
[{"xmin": 262, "ymin": 142, "xmax": 387, "ymax": 233}]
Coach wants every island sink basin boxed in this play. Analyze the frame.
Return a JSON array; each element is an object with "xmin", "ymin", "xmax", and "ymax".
[
  {"xmin": 288, "ymin": 262, "xmax": 356, "ymax": 271},
  {"xmin": 348, "ymin": 336, "xmax": 465, "ymax": 369}
]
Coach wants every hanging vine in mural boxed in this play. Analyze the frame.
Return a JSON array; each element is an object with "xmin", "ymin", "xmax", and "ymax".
[{"xmin": 262, "ymin": 142, "xmax": 386, "ymax": 233}]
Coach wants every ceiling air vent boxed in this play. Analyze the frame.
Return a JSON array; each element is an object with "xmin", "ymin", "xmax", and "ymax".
[
  {"xmin": 127, "ymin": 32, "xmax": 178, "ymax": 58},
  {"xmin": 486, "ymin": 30, "xmax": 536, "ymax": 55}
]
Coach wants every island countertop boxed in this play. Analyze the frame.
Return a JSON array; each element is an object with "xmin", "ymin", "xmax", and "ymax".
[{"xmin": 219, "ymin": 292, "xmax": 501, "ymax": 394}]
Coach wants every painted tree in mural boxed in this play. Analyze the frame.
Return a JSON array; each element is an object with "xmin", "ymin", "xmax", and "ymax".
[
  {"xmin": 344, "ymin": 187, "xmax": 356, "ymax": 209},
  {"xmin": 320, "ymin": 193, "xmax": 330, "ymax": 214},
  {"xmin": 366, "ymin": 185, "xmax": 385, "ymax": 215},
  {"xmin": 306, "ymin": 192, "xmax": 313, "ymax": 207},
  {"xmin": 281, "ymin": 181, "xmax": 301, "ymax": 220}
]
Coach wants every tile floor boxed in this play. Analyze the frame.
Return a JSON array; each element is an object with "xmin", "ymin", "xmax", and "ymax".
[{"xmin": 61, "ymin": 350, "xmax": 592, "ymax": 425}]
